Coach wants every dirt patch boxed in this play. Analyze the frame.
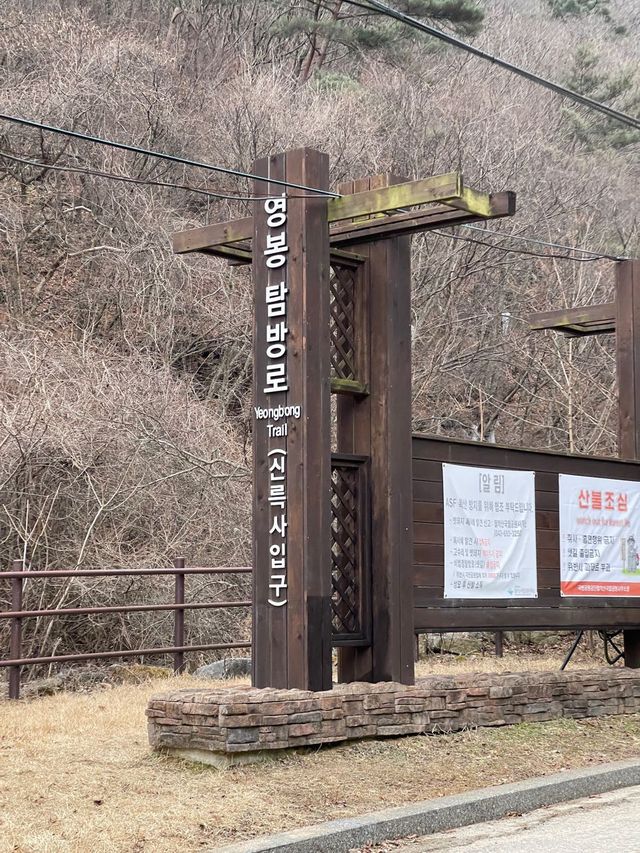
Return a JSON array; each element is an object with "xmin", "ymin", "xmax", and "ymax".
[{"xmin": 1, "ymin": 653, "xmax": 639, "ymax": 852}]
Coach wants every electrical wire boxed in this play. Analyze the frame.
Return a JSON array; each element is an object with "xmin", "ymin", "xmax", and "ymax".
[
  {"xmin": 0, "ymin": 119, "xmax": 628, "ymax": 260},
  {"xmin": 0, "ymin": 150, "xmax": 323, "ymax": 201},
  {"xmin": 4, "ymin": 148, "xmax": 622, "ymax": 260},
  {"xmin": 460, "ymin": 224, "xmax": 625, "ymax": 261},
  {"xmin": 341, "ymin": 0, "xmax": 640, "ymax": 131},
  {"xmin": 0, "ymin": 112, "xmax": 341, "ymax": 198},
  {"xmin": 433, "ymin": 228, "xmax": 613, "ymax": 261}
]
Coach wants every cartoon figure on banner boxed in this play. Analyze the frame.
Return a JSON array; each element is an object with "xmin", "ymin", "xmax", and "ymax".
[{"xmin": 622, "ymin": 535, "xmax": 640, "ymax": 576}]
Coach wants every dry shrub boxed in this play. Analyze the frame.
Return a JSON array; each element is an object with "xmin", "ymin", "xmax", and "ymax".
[{"xmin": 0, "ymin": 333, "xmax": 251, "ymax": 664}]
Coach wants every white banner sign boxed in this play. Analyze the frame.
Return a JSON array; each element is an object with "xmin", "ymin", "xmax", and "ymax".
[
  {"xmin": 443, "ymin": 463, "xmax": 538, "ymax": 599},
  {"xmin": 559, "ymin": 473, "xmax": 640, "ymax": 597}
]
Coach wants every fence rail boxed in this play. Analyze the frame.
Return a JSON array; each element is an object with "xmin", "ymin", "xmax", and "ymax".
[{"xmin": 1, "ymin": 558, "xmax": 252, "ymax": 700}]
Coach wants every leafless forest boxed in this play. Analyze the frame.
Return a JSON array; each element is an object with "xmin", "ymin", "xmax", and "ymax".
[{"xmin": 1, "ymin": 0, "xmax": 640, "ymax": 664}]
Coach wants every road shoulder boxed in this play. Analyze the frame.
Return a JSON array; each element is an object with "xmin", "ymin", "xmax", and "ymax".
[{"xmin": 215, "ymin": 759, "xmax": 640, "ymax": 853}]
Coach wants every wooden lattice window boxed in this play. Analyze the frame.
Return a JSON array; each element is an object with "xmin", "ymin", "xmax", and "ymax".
[
  {"xmin": 329, "ymin": 264, "xmax": 357, "ymax": 382},
  {"xmin": 331, "ymin": 454, "xmax": 370, "ymax": 646}
]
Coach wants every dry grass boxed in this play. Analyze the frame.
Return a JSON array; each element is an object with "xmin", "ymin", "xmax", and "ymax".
[
  {"xmin": 414, "ymin": 645, "xmax": 603, "ymax": 677},
  {"xmin": 2, "ymin": 655, "xmax": 639, "ymax": 852}
]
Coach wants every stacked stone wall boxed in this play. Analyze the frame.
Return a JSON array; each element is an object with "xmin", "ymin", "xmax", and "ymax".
[{"xmin": 147, "ymin": 669, "xmax": 640, "ymax": 759}]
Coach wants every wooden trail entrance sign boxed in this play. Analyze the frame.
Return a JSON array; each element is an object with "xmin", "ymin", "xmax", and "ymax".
[{"xmin": 173, "ymin": 148, "xmax": 516, "ymax": 691}]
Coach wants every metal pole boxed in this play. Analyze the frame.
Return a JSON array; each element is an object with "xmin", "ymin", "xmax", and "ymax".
[
  {"xmin": 173, "ymin": 557, "xmax": 185, "ymax": 675},
  {"xmin": 9, "ymin": 560, "xmax": 23, "ymax": 699},
  {"xmin": 560, "ymin": 630, "xmax": 583, "ymax": 671}
]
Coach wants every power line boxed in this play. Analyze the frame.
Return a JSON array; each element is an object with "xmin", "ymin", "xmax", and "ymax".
[
  {"xmin": 5, "ymin": 146, "xmax": 624, "ymax": 261},
  {"xmin": 0, "ymin": 151, "xmax": 321, "ymax": 202},
  {"xmin": 0, "ymin": 116, "xmax": 627, "ymax": 261},
  {"xmin": 5, "ymin": 148, "xmax": 620, "ymax": 261},
  {"xmin": 342, "ymin": 0, "xmax": 640, "ymax": 132},
  {"xmin": 0, "ymin": 113, "xmax": 341, "ymax": 198},
  {"xmin": 461, "ymin": 224, "xmax": 625, "ymax": 261},
  {"xmin": 433, "ymin": 228, "xmax": 614, "ymax": 262}
]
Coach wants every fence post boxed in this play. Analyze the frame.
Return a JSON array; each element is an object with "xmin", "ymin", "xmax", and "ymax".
[
  {"xmin": 173, "ymin": 557, "xmax": 185, "ymax": 675},
  {"xmin": 494, "ymin": 631, "xmax": 504, "ymax": 658},
  {"xmin": 9, "ymin": 559, "xmax": 23, "ymax": 700}
]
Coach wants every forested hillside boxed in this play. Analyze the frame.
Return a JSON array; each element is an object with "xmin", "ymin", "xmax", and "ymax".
[{"xmin": 1, "ymin": 0, "xmax": 640, "ymax": 654}]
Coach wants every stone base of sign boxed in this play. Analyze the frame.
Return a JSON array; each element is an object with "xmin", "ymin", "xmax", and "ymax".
[
  {"xmin": 146, "ymin": 668, "xmax": 640, "ymax": 767},
  {"xmin": 160, "ymin": 746, "xmax": 290, "ymax": 769}
]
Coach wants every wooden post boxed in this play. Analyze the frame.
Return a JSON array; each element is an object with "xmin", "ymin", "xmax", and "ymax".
[
  {"xmin": 616, "ymin": 260, "xmax": 640, "ymax": 459},
  {"xmin": 624, "ymin": 631, "xmax": 640, "ymax": 668},
  {"xmin": 336, "ymin": 175, "xmax": 415, "ymax": 685},
  {"xmin": 251, "ymin": 148, "xmax": 332, "ymax": 691},
  {"xmin": 616, "ymin": 260, "xmax": 640, "ymax": 665}
]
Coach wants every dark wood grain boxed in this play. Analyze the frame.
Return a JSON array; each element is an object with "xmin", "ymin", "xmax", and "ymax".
[
  {"xmin": 335, "ymin": 174, "xmax": 415, "ymax": 685},
  {"xmin": 615, "ymin": 261, "xmax": 640, "ymax": 664},
  {"xmin": 617, "ymin": 261, "xmax": 640, "ymax": 460},
  {"xmin": 252, "ymin": 149, "xmax": 332, "ymax": 691}
]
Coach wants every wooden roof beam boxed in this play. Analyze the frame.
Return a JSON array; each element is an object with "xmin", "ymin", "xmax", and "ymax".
[
  {"xmin": 329, "ymin": 192, "xmax": 515, "ymax": 247},
  {"xmin": 529, "ymin": 302, "xmax": 616, "ymax": 337},
  {"xmin": 326, "ymin": 171, "xmax": 462, "ymax": 221},
  {"xmin": 172, "ymin": 171, "xmax": 462, "ymax": 255},
  {"xmin": 172, "ymin": 172, "xmax": 516, "ymax": 256},
  {"xmin": 173, "ymin": 191, "xmax": 516, "ymax": 263}
]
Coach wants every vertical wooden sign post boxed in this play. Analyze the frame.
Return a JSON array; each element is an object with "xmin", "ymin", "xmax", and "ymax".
[
  {"xmin": 251, "ymin": 149, "xmax": 333, "ymax": 691},
  {"xmin": 336, "ymin": 175, "xmax": 415, "ymax": 685},
  {"xmin": 616, "ymin": 261, "xmax": 640, "ymax": 460},
  {"xmin": 616, "ymin": 260, "xmax": 640, "ymax": 666}
]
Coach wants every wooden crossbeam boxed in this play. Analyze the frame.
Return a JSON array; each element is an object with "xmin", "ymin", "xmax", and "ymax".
[
  {"xmin": 171, "ymin": 173, "xmax": 515, "ymax": 260},
  {"xmin": 172, "ymin": 171, "xmax": 461, "ymax": 255},
  {"xmin": 448, "ymin": 186, "xmax": 496, "ymax": 218},
  {"xmin": 174, "ymin": 192, "xmax": 516, "ymax": 264},
  {"xmin": 327, "ymin": 172, "xmax": 461, "ymax": 221},
  {"xmin": 529, "ymin": 302, "xmax": 616, "ymax": 337},
  {"xmin": 329, "ymin": 193, "xmax": 515, "ymax": 248},
  {"xmin": 174, "ymin": 217, "xmax": 252, "ymax": 255}
]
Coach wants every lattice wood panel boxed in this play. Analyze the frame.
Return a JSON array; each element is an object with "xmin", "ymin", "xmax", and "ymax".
[
  {"xmin": 329, "ymin": 265, "xmax": 357, "ymax": 381},
  {"xmin": 331, "ymin": 456, "xmax": 370, "ymax": 645}
]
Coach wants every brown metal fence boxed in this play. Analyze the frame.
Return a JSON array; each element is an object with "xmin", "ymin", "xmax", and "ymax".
[{"xmin": 1, "ymin": 558, "xmax": 252, "ymax": 700}]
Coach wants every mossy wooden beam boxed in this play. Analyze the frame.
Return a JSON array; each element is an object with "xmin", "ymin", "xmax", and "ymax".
[
  {"xmin": 330, "ymin": 193, "xmax": 515, "ymax": 247},
  {"xmin": 173, "ymin": 217, "xmax": 252, "ymax": 254},
  {"xmin": 172, "ymin": 173, "xmax": 463, "ymax": 253},
  {"xmin": 326, "ymin": 172, "xmax": 462, "ymax": 222},
  {"xmin": 171, "ymin": 178, "xmax": 515, "ymax": 256},
  {"xmin": 330, "ymin": 378, "xmax": 369, "ymax": 396},
  {"xmin": 529, "ymin": 302, "xmax": 616, "ymax": 336},
  {"xmin": 448, "ymin": 187, "xmax": 494, "ymax": 218}
]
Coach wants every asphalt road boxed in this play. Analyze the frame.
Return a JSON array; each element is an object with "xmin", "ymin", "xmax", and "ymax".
[{"xmin": 390, "ymin": 785, "xmax": 640, "ymax": 852}]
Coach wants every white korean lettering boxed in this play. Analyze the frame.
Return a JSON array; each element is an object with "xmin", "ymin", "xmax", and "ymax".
[
  {"xmin": 266, "ymin": 321, "xmax": 288, "ymax": 343},
  {"xmin": 264, "ymin": 195, "xmax": 287, "ymax": 215},
  {"xmin": 266, "ymin": 343, "xmax": 287, "ymax": 360},
  {"xmin": 264, "ymin": 363, "xmax": 288, "ymax": 394}
]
